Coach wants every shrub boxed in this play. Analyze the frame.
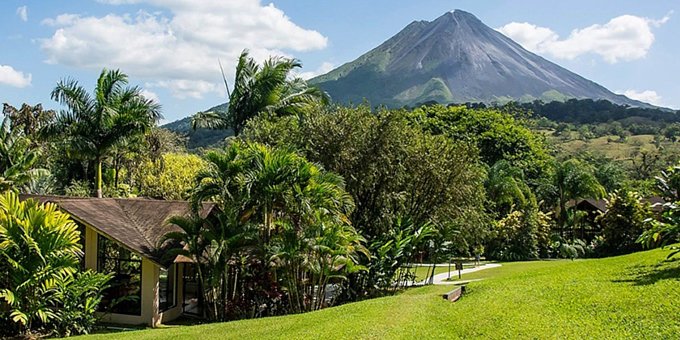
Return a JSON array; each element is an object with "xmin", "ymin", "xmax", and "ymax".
[
  {"xmin": 486, "ymin": 210, "xmax": 538, "ymax": 261},
  {"xmin": 0, "ymin": 191, "xmax": 109, "ymax": 337},
  {"xmin": 597, "ymin": 190, "xmax": 653, "ymax": 255}
]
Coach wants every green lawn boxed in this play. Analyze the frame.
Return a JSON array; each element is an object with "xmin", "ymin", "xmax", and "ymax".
[{"xmin": 83, "ymin": 248, "xmax": 680, "ymax": 339}]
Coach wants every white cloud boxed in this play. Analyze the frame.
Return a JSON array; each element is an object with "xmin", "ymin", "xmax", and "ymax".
[
  {"xmin": 40, "ymin": 0, "xmax": 328, "ymax": 99},
  {"xmin": 0, "ymin": 65, "xmax": 32, "ymax": 88},
  {"xmin": 297, "ymin": 61, "xmax": 335, "ymax": 80},
  {"xmin": 16, "ymin": 6, "xmax": 28, "ymax": 22},
  {"xmin": 498, "ymin": 12, "xmax": 671, "ymax": 63},
  {"xmin": 619, "ymin": 89, "xmax": 663, "ymax": 106},
  {"xmin": 140, "ymin": 88, "xmax": 159, "ymax": 103}
]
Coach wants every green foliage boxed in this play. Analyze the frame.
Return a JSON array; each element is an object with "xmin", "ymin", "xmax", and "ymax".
[
  {"xmin": 486, "ymin": 210, "xmax": 549, "ymax": 261},
  {"xmin": 638, "ymin": 164, "xmax": 680, "ymax": 258},
  {"xmin": 409, "ymin": 104, "xmax": 550, "ymax": 177},
  {"xmin": 50, "ymin": 270, "xmax": 112, "ymax": 337},
  {"xmin": 551, "ymin": 159, "xmax": 605, "ymax": 229},
  {"xmin": 0, "ymin": 191, "xmax": 109, "ymax": 337},
  {"xmin": 136, "ymin": 152, "xmax": 207, "ymax": 200},
  {"xmin": 192, "ymin": 50, "xmax": 327, "ymax": 135},
  {"xmin": 656, "ymin": 164, "xmax": 680, "ymax": 202},
  {"xmin": 550, "ymin": 235, "xmax": 587, "ymax": 259},
  {"xmin": 597, "ymin": 190, "xmax": 653, "ymax": 255},
  {"xmin": 64, "ymin": 179, "xmax": 92, "ymax": 197},
  {"xmin": 2, "ymin": 103, "xmax": 56, "ymax": 137},
  {"xmin": 485, "ymin": 160, "xmax": 532, "ymax": 214},
  {"xmin": 165, "ymin": 141, "xmax": 366, "ymax": 320},
  {"xmin": 0, "ymin": 118, "xmax": 46, "ymax": 191},
  {"xmin": 243, "ymin": 106, "xmax": 488, "ymax": 296},
  {"xmin": 47, "ymin": 68, "xmax": 162, "ymax": 197}
]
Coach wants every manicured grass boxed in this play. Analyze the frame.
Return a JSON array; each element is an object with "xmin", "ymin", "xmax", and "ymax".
[{"xmin": 83, "ymin": 248, "xmax": 680, "ymax": 339}]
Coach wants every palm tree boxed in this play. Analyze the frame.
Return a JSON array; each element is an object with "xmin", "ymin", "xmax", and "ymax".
[
  {"xmin": 0, "ymin": 118, "xmax": 46, "ymax": 191},
  {"xmin": 47, "ymin": 69, "xmax": 161, "ymax": 197},
  {"xmin": 192, "ymin": 50, "xmax": 327, "ymax": 135},
  {"xmin": 485, "ymin": 160, "xmax": 532, "ymax": 214},
  {"xmin": 554, "ymin": 159, "xmax": 605, "ymax": 231},
  {"xmin": 189, "ymin": 140, "xmax": 365, "ymax": 315}
]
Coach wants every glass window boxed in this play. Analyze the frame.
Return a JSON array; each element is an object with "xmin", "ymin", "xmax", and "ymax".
[
  {"xmin": 159, "ymin": 264, "xmax": 177, "ymax": 311},
  {"xmin": 97, "ymin": 235, "xmax": 142, "ymax": 315}
]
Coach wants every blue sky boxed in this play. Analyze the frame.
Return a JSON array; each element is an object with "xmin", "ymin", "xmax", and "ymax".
[{"xmin": 0, "ymin": 1, "xmax": 677, "ymax": 123}]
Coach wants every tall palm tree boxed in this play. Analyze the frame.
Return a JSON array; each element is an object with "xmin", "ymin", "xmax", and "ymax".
[
  {"xmin": 192, "ymin": 50, "xmax": 328, "ymax": 135},
  {"xmin": 554, "ymin": 159, "xmax": 605, "ymax": 230},
  {"xmin": 47, "ymin": 69, "xmax": 161, "ymax": 197}
]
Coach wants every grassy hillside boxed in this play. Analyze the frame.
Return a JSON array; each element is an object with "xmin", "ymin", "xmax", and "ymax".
[
  {"xmin": 84, "ymin": 247, "xmax": 680, "ymax": 339},
  {"xmin": 549, "ymin": 134, "xmax": 660, "ymax": 160}
]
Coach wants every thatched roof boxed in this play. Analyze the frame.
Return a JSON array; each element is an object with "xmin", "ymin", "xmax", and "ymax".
[{"xmin": 19, "ymin": 194, "xmax": 216, "ymax": 267}]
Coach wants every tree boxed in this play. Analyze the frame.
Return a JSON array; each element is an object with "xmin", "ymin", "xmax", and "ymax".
[
  {"xmin": 409, "ymin": 104, "xmax": 550, "ymax": 178},
  {"xmin": 192, "ymin": 50, "xmax": 327, "ymax": 135},
  {"xmin": 136, "ymin": 152, "xmax": 207, "ymax": 200},
  {"xmin": 168, "ymin": 141, "xmax": 365, "ymax": 319},
  {"xmin": 597, "ymin": 190, "xmax": 652, "ymax": 255},
  {"xmin": 553, "ymin": 159, "xmax": 605, "ymax": 231},
  {"xmin": 485, "ymin": 160, "xmax": 531, "ymax": 215},
  {"xmin": 0, "ymin": 118, "xmax": 46, "ymax": 191},
  {"xmin": 47, "ymin": 69, "xmax": 161, "ymax": 197},
  {"xmin": 2, "ymin": 103, "xmax": 55, "ymax": 137},
  {"xmin": 243, "ymin": 106, "xmax": 489, "ymax": 297}
]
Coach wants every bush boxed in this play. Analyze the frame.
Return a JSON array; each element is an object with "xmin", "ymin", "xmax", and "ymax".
[
  {"xmin": 597, "ymin": 190, "xmax": 653, "ymax": 255},
  {"xmin": 486, "ymin": 210, "xmax": 539, "ymax": 261},
  {"xmin": 0, "ymin": 191, "xmax": 110, "ymax": 337}
]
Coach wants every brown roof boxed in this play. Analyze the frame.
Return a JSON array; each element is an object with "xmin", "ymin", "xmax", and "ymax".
[
  {"xmin": 19, "ymin": 194, "xmax": 216, "ymax": 267},
  {"xmin": 569, "ymin": 196, "xmax": 666, "ymax": 213}
]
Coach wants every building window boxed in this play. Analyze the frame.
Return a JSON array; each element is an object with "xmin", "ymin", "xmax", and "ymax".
[
  {"xmin": 159, "ymin": 264, "xmax": 177, "ymax": 311},
  {"xmin": 97, "ymin": 235, "xmax": 142, "ymax": 315}
]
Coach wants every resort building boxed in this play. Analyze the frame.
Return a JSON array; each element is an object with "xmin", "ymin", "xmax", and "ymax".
[{"xmin": 19, "ymin": 195, "xmax": 216, "ymax": 327}]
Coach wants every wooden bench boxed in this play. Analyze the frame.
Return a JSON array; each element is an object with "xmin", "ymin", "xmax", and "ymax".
[{"xmin": 442, "ymin": 285, "xmax": 466, "ymax": 302}]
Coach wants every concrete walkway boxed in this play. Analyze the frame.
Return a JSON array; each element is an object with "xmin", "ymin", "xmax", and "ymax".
[{"xmin": 423, "ymin": 263, "xmax": 502, "ymax": 285}]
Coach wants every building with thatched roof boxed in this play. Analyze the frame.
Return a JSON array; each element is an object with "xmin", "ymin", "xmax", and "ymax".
[{"xmin": 19, "ymin": 194, "xmax": 217, "ymax": 327}]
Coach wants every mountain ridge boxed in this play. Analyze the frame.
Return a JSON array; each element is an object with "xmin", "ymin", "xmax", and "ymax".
[{"xmin": 310, "ymin": 10, "xmax": 654, "ymax": 109}]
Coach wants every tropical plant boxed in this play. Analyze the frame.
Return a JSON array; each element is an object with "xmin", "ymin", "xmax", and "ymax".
[
  {"xmin": 165, "ymin": 141, "xmax": 366, "ymax": 319},
  {"xmin": 0, "ymin": 118, "xmax": 46, "ymax": 191},
  {"xmin": 50, "ymin": 270, "xmax": 112, "ymax": 337},
  {"xmin": 485, "ymin": 160, "xmax": 531, "ymax": 215},
  {"xmin": 47, "ymin": 68, "xmax": 161, "ymax": 197},
  {"xmin": 550, "ymin": 234, "xmax": 587, "ymax": 260},
  {"xmin": 192, "ymin": 50, "xmax": 327, "ymax": 135},
  {"xmin": 655, "ymin": 164, "xmax": 680, "ymax": 202},
  {"xmin": 597, "ymin": 190, "xmax": 652, "ymax": 255},
  {"xmin": 0, "ymin": 191, "xmax": 109, "ymax": 337},
  {"xmin": 553, "ymin": 159, "xmax": 605, "ymax": 230},
  {"xmin": 486, "ymin": 210, "xmax": 543, "ymax": 261},
  {"xmin": 136, "ymin": 152, "xmax": 207, "ymax": 200}
]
